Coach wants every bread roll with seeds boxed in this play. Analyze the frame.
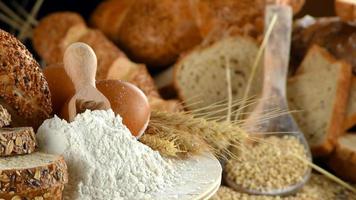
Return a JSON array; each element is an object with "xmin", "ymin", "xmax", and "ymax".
[
  {"xmin": 335, "ymin": 0, "xmax": 356, "ymax": 24},
  {"xmin": 0, "ymin": 105, "xmax": 11, "ymax": 128},
  {"xmin": 0, "ymin": 29, "xmax": 52, "ymax": 128},
  {"xmin": 0, "ymin": 184, "xmax": 64, "ymax": 200},
  {"xmin": 287, "ymin": 45, "xmax": 352, "ymax": 156},
  {"xmin": 0, "ymin": 152, "xmax": 68, "ymax": 193},
  {"xmin": 0, "ymin": 127, "xmax": 36, "ymax": 156}
]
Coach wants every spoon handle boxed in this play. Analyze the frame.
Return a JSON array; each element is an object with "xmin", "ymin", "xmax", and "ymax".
[
  {"xmin": 63, "ymin": 42, "xmax": 97, "ymax": 91},
  {"xmin": 263, "ymin": 5, "xmax": 292, "ymax": 100}
]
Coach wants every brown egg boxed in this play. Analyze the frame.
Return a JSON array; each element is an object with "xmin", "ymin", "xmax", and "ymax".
[
  {"xmin": 96, "ymin": 80, "xmax": 150, "ymax": 137},
  {"xmin": 59, "ymin": 76, "xmax": 150, "ymax": 137},
  {"xmin": 43, "ymin": 64, "xmax": 75, "ymax": 114}
]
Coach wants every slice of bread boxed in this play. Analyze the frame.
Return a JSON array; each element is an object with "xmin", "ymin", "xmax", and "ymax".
[
  {"xmin": 0, "ymin": 127, "xmax": 36, "ymax": 156},
  {"xmin": 0, "ymin": 152, "xmax": 68, "ymax": 193},
  {"xmin": 345, "ymin": 77, "xmax": 356, "ymax": 130},
  {"xmin": 335, "ymin": 0, "xmax": 356, "ymax": 24},
  {"xmin": 0, "ymin": 105, "xmax": 11, "ymax": 128},
  {"xmin": 0, "ymin": 184, "xmax": 64, "ymax": 200},
  {"xmin": 329, "ymin": 134, "xmax": 356, "ymax": 183},
  {"xmin": 174, "ymin": 35, "xmax": 262, "ymax": 117},
  {"xmin": 287, "ymin": 45, "xmax": 352, "ymax": 156}
]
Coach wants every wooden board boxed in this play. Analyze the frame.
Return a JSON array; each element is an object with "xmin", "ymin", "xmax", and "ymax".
[{"xmin": 152, "ymin": 152, "xmax": 222, "ymax": 200}]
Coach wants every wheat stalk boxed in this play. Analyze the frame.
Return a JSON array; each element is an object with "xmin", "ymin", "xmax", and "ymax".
[{"xmin": 139, "ymin": 134, "xmax": 182, "ymax": 157}]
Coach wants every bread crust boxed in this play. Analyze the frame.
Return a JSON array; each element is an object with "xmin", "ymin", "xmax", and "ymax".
[
  {"xmin": 0, "ymin": 184, "xmax": 64, "ymax": 200},
  {"xmin": 0, "ymin": 30, "xmax": 52, "ymax": 129},
  {"xmin": 0, "ymin": 153, "xmax": 68, "ymax": 193},
  {"xmin": 329, "ymin": 134, "xmax": 356, "ymax": 183},
  {"xmin": 0, "ymin": 127, "xmax": 36, "ymax": 156},
  {"xmin": 33, "ymin": 12, "xmax": 85, "ymax": 65},
  {"xmin": 335, "ymin": 0, "xmax": 356, "ymax": 23}
]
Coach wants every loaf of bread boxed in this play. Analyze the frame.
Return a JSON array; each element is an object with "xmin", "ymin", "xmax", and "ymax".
[
  {"xmin": 344, "ymin": 77, "xmax": 356, "ymax": 130},
  {"xmin": 287, "ymin": 45, "xmax": 352, "ymax": 156},
  {"xmin": 291, "ymin": 17, "xmax": 356, "ymax": 74},
  {"xmin": 335, "ymin": 0, "xmax": 356, "ymax": 23},
  {"xmin": 0, "ymin": 127, "xmax": 36, "ymax": 156},
  {"xmin": 91, "ymin": 0, "xmax": 305, "ymax": 68},
  {"xmin": 174, "ymin": 35, "xmax": 262, "ymax": 116},
  {"xmin": 329, "ymin": 134, "xmax": 356, "ymax": 183},
  {"xmin": 0, "ymin": 105, "xmax": 11, "ymax": 128},
  {"xmin": 0, "ymin": 29, "xmax": 52, "ymax": 129},
  {"xmin": 0, "ymin": 152, "xmax": 68, "ymax": 193},
  {"xmin": 0, "ymin": 184, "xmax": 64, "ymax": 200}
]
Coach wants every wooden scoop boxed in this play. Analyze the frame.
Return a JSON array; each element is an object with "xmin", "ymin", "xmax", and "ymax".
[{"xmin": 63, "ymin": 42, "xmax": 111, "ymax": 121}]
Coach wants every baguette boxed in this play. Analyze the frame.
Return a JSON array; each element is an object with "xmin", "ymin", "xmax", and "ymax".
[
  {"xmin": 329, "ymin": 134, "xmax": 356, "ymax": 183},
  {"xmin": 0, "ymin": 29, "xmax": 52, "ymax": 129},
  {"xmin": 0, "ymin": 127, "xmax": 36, "ymax": 157},
  {"xmin": 287, "ymin": 45, "xmax": 352, "ymax": 156},
  {"xmin": 0, "ymin": 184, "xmax": 64, "ymax": 200},
  {"xmin": 0, "ymin": 152, "xmax": 68, "ymax": 193},
  {"xmin": 0, "ymin": 105, "xmax": 11, "ymax": 128}
]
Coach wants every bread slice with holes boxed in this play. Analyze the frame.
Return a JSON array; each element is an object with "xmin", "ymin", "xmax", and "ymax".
[
  {"xmin": 0, "ymin": 127, "xmax": 37, "ymax": 156},
  {"xmin": 174, "ymin": 35, "xmax": 262, "ymax": 117},
  {"xmin": 0, "ymin": 152, "xmax": 68, "ymax": 194},
  {"xmin": 328, "ymin": 134, "xmax": 356, "ymax": 183},
  {"xmin": 287, "ymin": 45, "xmax": 352, "ymax": 156}
]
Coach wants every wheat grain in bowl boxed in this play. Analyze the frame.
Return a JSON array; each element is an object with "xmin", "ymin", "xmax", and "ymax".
[{"xmin": 225, "ymin": 135, "xmax": 309, "ymax": 192}]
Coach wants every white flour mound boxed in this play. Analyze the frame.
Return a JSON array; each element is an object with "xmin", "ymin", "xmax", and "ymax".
[{"xmin": 37, "ymin": 110, "xmax": 177, "ymax": 200}]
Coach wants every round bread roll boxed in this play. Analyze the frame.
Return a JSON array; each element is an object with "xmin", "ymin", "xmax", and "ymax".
[
  {"xmin": 0, "ymin": 29, "xmax": 52, "ymax": 128},
  {"xmin": 335, "ymin": 0, "xmax": 356, "ymax": 24},
  {"xmin": 91, "ymin": 0, "xmax": 202, "ymax": 68},
  {"xmin": 33, "ymin": 12, "xmax": 86, "ymax": 64},
  {"xmin": 43, "ymin": 64, "xmax": 75, "ymax": 115}
]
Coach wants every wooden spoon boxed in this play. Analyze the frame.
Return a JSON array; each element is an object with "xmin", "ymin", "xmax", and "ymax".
[{"xmin": 63, "ymin": 42, "xmax": 111, "ymax": 121}]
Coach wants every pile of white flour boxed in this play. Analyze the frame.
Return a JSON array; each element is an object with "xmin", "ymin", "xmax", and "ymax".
[{"xmin": 37, "ymin": 110, "xmax": 177, "ymax": 200}]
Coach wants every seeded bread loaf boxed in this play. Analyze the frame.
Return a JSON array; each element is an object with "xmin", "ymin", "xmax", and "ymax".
[
  {"xmin": 344, "ymin": 77, "xmax": 356, "ymax": 130},
  {"xmin": 287, "ymin": 45, "xmax": 352, "ymax": 156},
  {"xmin": 335, "ymin": 0, "xmax": 356, "ymax": 23},
  {"xmin": 0, "ymin": 152, "xmax": 68, "ymax": 194},
  {"xmin": 174, "ymin": 35, "xmax": 262, "ymax": 116},
  {"xmin": 0, "ymin": 105, "xmax": 11, "ymax": 128},
  {"xmin": 0, "ymin": 184, "xmax": 64, "ymax": 200},
  {"xmin": 329, "ymin": 134, "xmax": 356, "ymax": 183},
  {"xmin": 0, "ymin": 29, "xmax": 52, "ymax": 129},
  {"xmin": 291, "ymin": 17, "xmax": 356, "ymax": 74},
  {"xmin": 0, "ymin": 127, "xmax": 36, "ymax": 157}
]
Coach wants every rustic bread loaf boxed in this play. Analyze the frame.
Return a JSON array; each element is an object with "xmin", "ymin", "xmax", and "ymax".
[
  {"xmin": 329, "ymin": 134, "xmax": 356, "ymax": 183},
  {"xmin": 0, "ymin": 29, "xmax": 52, "ymax": 129},
  {"xmin": 345, "ymin": 77, "xmax": 356, "ymax": 130},
  {"xmin": 0, "ymin": 184, "xmax": 64, "ymax": 200},
  {"xmin": 287, "ymin": 45, "xmax": 352, "ymax": 156},
  {"xmin": 0, "ymin": 127, "xmax": 36, "ymax": 157},
  {"xmin": 91, "ymin": 0, "xmax": 202, "ymax": 68},
  {"xmin": 0, "ymin": 152, "xmax": 68, "ymax": 193},
  {"xmin": 174, "ymin": 35, "xmax": 262, "ymax": 116},
  {"xmin": 0, "ymin": 105, "xmax": 11, "ymax": 128},
  {"xmin": 33, "ymin": 12, "xmax": 85, "ymax": 64},
  {"xmin": 335, "ymin": 0, "xmax": 356, "ymax": 23},
  {"xmin": 291, "ymin": 17, "xmax": 356, "ymax": 74}
]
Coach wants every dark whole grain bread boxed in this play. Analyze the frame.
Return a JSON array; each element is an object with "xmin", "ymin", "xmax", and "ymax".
[
  {"xmin": 291, "ymin": 17, "xmax": 356, "ymax": 74},
  {"xmin": 287, "ymin": 45, "xmax": 352, "ymax": 156},
  {"xmin": 0, "ymin": 105, "xmax": 11, "ymax": 128},
  {"xmin": 0, "ymin": 184, "xmax": 64, "ymax": 200},
  {"xmin": 0, "ymin": 29, "xmax": 52, "ymax": 129},
  {"xmin": 0, "ymin": 127, "xmax": 36, "ymax": 157},
  {"xmin": 0, "ymin": 152, "xmax": 68, "ymax": 194}
]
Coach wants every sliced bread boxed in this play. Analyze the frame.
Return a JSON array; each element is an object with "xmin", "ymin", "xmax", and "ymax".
[
  {"xmin": 335, "ymin": 0, "xmax": 356, "ymax": 24},
  {"xmin": 0, "ymin": 152, "xmax": 68, "ymax": 193},
  {"xmin": 174, "ymin": 35, "xmax": 262, "ymax": 117},
  {"xmin": 0, "ymin": 127, "xmax": 36, "ymax": 156},
  {"xmin": 345, "ymin": 77, "xmax": 356, "ymax": 130},
  {"xmin": 0, "ymin": 105, "xmax": 11, "ymax": 128},
  {"xmin": 287, "ymin": 45, "xmax": 352, "ymax": 156},
  {"xmin": 0, "ymin": 184, "xmax": 64, "ymax": 200},
  {"xmin": 329, "ymin": 134, "xmax": 356, "ymax": 183}
]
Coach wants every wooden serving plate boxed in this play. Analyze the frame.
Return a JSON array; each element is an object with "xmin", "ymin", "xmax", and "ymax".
[{"xmin": 152, "ymin": 152, "xmax": 222, "ymax": 200}]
